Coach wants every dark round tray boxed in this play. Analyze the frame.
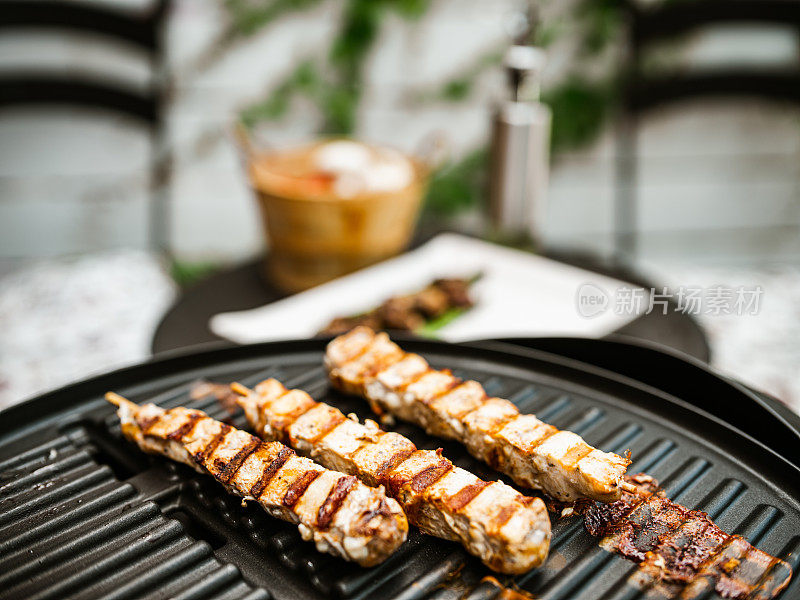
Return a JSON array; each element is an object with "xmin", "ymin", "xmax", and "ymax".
[
  {"xmin": 152, "ymin": 250, "xmax": 710, "ymax": 362},
  {"xmin": 1, "ymin": 337, "xmax": 796, "ymax": 600}
]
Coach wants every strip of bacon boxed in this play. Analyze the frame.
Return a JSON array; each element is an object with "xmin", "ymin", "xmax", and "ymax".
[
  {"xmin": 231, "ymin": 379, "xmax": 551, "ymax": 574},
  {"xmin": 585, "ymin": 474, "xmax": 793, "ymax": 599},
  {"xmin": 105, "ymin": 392, "xmax": 407, "ymax": 567},
  {"xmin": 324, "ymin": 327, "xmax": 629, "ymax": 502}
]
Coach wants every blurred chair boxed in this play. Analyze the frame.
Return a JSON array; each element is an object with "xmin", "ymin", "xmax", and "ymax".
[
  {"xmin": 615, "ymin": 0, "xmax": 800, "ymax": 260},
  {"xmin": 0, "ymin": 0, "xmax": 171, "ymax": 253}
]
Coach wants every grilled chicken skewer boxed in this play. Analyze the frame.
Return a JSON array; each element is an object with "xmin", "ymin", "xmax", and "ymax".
[
  {"xmin": 105, "ymin": 392, "xmax": 407, "ymax": 567},
  {"xmin": 230, "ymin": 379, "xmax": 551, "ymax": 574},
  {"xmin": 324, "ymin": 327, "xmax": 631, "ymax": 503}
]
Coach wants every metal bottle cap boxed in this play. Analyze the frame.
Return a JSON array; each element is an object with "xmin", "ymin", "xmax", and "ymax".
[{"xmin": 505, "ymin": 45, "xmax": 547, "ymax": 102}]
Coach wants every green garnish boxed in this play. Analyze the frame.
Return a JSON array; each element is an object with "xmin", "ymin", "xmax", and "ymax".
[{"xmin": 415, "ymin": 307, "xmax": 469, "ymax": 339}]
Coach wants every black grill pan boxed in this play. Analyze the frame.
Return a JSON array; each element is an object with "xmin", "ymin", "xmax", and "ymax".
[{"xmin": 1, "ymin": 338, "xmax": 798, "ymax": 600}]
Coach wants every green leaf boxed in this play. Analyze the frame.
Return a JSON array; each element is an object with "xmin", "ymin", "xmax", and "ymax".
[
  {"xmin": 227, "ymin": 0, "xmax": 324, "ymax": 37},
  {"xmin": 170, "ymin": 260, "xmax": 220, "ymax": 287},
  {"xmin": 544, "ymin": 78, "xmax": 613, "ymax": 153},
  {"xmin": 424, "ymin": 147, "xmax": 489, "ymax": 216},
  {"xmin": 392, "ymin": 0, "xmax": 429, "ymax": 19},
  {"xmin": 442, "ymin": 79, "xmax": 472, "ymax": 101},
  {"xmin": 330, "ymin": 0, "xmax": 382, "ymax": 74},
  {"xmin": 321, "ymin": 85, "xmax": 360, "ymax": 135},
  {"xmin": 415, "ymin": 307, "xmax": 469, "ymax": 337}
]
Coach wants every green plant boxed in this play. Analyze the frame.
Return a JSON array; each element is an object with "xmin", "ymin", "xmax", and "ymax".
[
  {"xmin": 170, "ymin": 260, "xmax": 221, "ymax": 287},
  {"xmin": 544, "ymin": 78, "xmax": 615, "ymax": 154},
  {"xmin": 424, "ymin": 147, "xmax": 488, "ymax": 217},
  {"xmin": 239, "ymin": 0, "xmax": 430, "ymax": 135}
]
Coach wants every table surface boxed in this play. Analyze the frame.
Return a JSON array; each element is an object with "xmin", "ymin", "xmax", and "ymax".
[{"xmin": 151, "ymin": 248, "xmax": 711, "ymax": 362}]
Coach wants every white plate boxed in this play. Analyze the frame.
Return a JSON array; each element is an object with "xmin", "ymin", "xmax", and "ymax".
[{"xmin": 210, "ymin": 234, "xmax": 646, "ymax": 343}]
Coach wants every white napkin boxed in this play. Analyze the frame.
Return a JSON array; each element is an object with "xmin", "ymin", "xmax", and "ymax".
[{"xmin": 210, "ymin": 234, "xmax": 645, "ymax": 343}]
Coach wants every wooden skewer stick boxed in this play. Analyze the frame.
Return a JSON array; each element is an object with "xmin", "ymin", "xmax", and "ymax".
[
  {"xmin": 230, "ymin": 382, "xmax": 250, "ymax": 397},
  {"xmin": 105, "ymin": 391, "xmax": 140, "ymax": 413},
  {"xmin": 620, "ymin": 481, "xmax": 650, "ymax": 497}
]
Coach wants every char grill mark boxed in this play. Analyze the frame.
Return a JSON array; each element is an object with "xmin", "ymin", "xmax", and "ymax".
[
  {"xmin": 380, "ymin": 463, "xmax": 414, "ymax": 499},
  {"xmin": 346, "ymin": 341, "xmax": 372, "ymax": 366},
  {"xmin": 308, "ymin": 411, "xmax": 346, "ymax": 443},
  {"xmin": 446, "ymin": 386, "xmax": 491, "ymax": 421},
  {"xmin": 325, "ymin": 327, "xmax": 630, "ymax": 503},
  {"xmin": 560, "ymin": 440, "xmax": 594, "ymax": 467},
  {"xmin": 283, "ymin": 470, "xmax": 322, "ymax": 507},
  {"xmin": 219, "ymin": 438, "xmax": 260, "ymax": 484},
  {"xmin": 137, "ymin": 413, "xmax": 160, "ymax": 434},
  {"xmin": 375, "ymin": 447, "xmax": 415, "ymax": 479},
  {"xmin": 492, "ymin": 503, "xmax": 518, "ymax": 529},
  {"xmin": 524, "ymin": 427, "xmax": 559, "ymax": 454},
  {"xmin": 444, "ymin": 480, "xmax": 491, "ymax": 512},
  {"xmin": 377, "ymin": 451, "xmax": 455, "ymax": 499},
  {"xmin": 250, "ymin": 446, "xmax": 294, "ymax": 499},
  {"xmin": 108, "ymin": 395, "xmax": 408, "ymax": 567},
  {"xmin": 481, "ymin": 412, "xmax": 513, "ymax": 438},
  {"xmin": 317, "ymin": 475, "xmax": 356, "ymax": 529},
  {"xmin": 166, "ymin": 412, "xmax": 203, "ymax": 440},
  {"xmin": 364, "ymin": 350, "xmax": 404, "ymax": 379},
  {"xmin": 279, "ymin": 405, "xmax": 317, "ymax": 440},
  {"xmin": 194, "ymin": 424, "xmax": 231, "ymax": 462},
  {"xmin": 358, "ymin": 497, "xmax": 396, "ymax": 531},
  {"xmin": 583, "ymin": 475, "xmax": 793, "ymax": 599},
  {"xmin": 254, "ymin": 387, "xmax": 318, "ymax": 442},
  {"xmin": 423, "ymin": 376, "xmax": 462, "ymax": 405},
  {"xmin": 234, "ymin": 379, "xmax": 552, "ymax": 574},
  {"xmin": 397, "ymin": 368, "xmax": 431, "ymax": 392},
  {"xmin": 409, "ymin": 456, "xmax": 452, "ymax": 493}
]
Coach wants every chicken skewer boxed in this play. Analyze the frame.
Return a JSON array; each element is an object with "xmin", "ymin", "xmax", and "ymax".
[
  {"xmin": 230, "ymin": 379, "xmax": 551, "ymax": 574},
  {"xmin": 324, "ymin": 327, "xmax": 631, "ymax": 503},
  {"xmin": 105, "ymin": 392, "xmax": 408, "ymax": 567}
]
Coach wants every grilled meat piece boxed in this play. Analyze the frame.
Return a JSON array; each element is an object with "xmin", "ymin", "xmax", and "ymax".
[
  {"xmin": 413, "ymin": 285, "xmax": 451, "ymax": 318},
  {"xmin": 324, "ymin": 327, "xmax": 630, "ymax": 502},
  {"xmin": 323, "ymin": 314, "xmax": 383, "ymax": 336},
  {"xmin": 231, "ymin": 378, "xmax": 551, "ymax": 574},
  {"xmin": 585, "ymin": 474, "xmax": 793, "ymax": 599},
  {"xmin": 106, "ymin": 393, "xmax": 407, "ymax": 567},
  {"xmin": 432, "ymin": 277, "xmax": 473, "ymax": 309},
  {"xmin": 378, "ymin": 296, "xmax": 426, "ymax": 331},
  {"xmin": 318, "ymin": 277, "xmax": 475, "ymax": 335}
]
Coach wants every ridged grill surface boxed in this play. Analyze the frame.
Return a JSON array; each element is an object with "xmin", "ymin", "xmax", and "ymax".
[
  {"xmin": 1, "ymin": 340, "xmax": 798, "ymax": 600},
  {"xmin": 0, "ymin": 426, "xmax": 270, "ymax": 600}
]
